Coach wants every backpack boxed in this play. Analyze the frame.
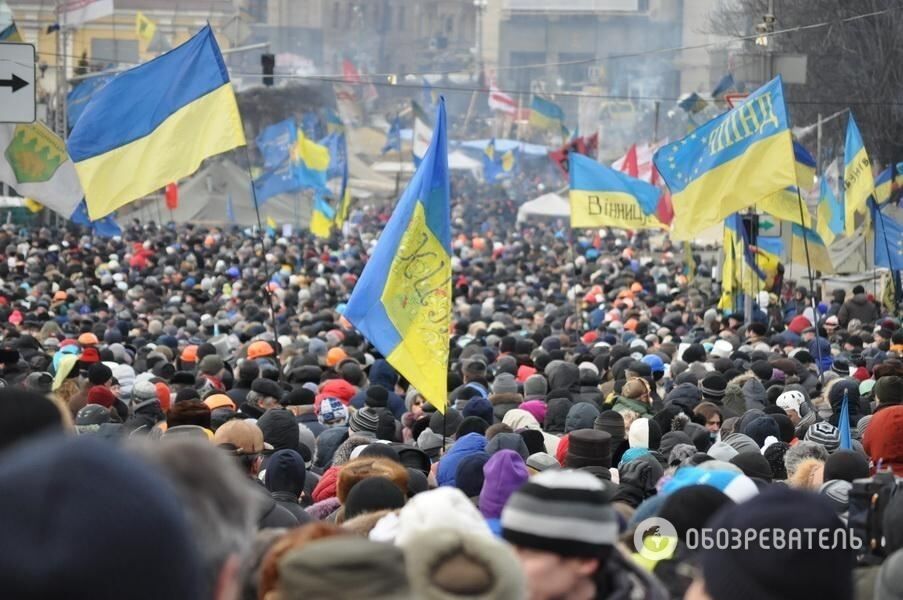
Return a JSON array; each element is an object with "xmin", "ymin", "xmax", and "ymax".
[{"xmin": 848, "ymin": 470, "xmax": 903, "ymax": 565}]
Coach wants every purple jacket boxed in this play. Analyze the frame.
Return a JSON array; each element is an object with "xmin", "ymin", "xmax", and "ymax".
[{"xmin": 479, "ymin": 449, "xmax": 528, "ymax": 519}]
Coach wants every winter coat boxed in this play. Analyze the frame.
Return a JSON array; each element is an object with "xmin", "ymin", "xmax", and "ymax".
[
  {"xmin": 722, "ymin": 373, "xmax": 766, "ymax": 418},
  {"xmin": 312, "ymin": 426, "xmax": 349, "ymax": 471},
  {"xmin": 838, "ymin": 293, "xmax": 880, "ymax": 326},
  {"xmin": 548, "ymin": 362, "xmax": 580, "ymax": 392},
  {"xmin": 543, "ymin": 397, "xmax": 573, "ymax": 434},
  {"xmin": 565, "ymin": 402, "xmax": 600, "ymax": 433},
  {"xmin": 610, "ymin": 395, "xmax": 653, "ymax": 419},
  {"xmin": 664, "ymin": 383, "xmax": 701, "ymax": 413},
  {"xmin": 296, "ymin": 410, "xmax": 326, "ymax": 438},
  {"xmin": 254, "ymin": 483, "xmax": 299, "ymax": 529},
  {"xmin": 437, "ymin": 433, "xmax": 487, "ymax": 487},
  {"xmin": 489, "ymin": 392, "xmax": 522, "ymax": 423}
]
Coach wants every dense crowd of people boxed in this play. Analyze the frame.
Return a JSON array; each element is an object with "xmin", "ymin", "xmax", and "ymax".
[{"xmin": 1, "ymin": 175, "xmax": 902, "ymax": 600}]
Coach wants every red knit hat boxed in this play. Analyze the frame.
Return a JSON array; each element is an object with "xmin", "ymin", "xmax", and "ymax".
[{"xmin": 87, "ymin": 385, "xmax": 116, "ymax": 409}]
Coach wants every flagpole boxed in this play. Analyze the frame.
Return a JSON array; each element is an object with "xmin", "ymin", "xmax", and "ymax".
[{"xmin": 795, "ymin": 189, "xmax": 824, "ymax": 383}]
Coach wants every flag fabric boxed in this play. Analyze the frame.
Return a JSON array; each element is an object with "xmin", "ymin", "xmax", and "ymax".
[
  {"xmin": 654, "ymin": 76, "xmax": 796, "ymax": 241},
  {"xmin": 529, "ymin": 96, "xmax": 566, "ymax": 132},
  {"xmin": 0, "ymin": 2, "xmax": 22, "ymax": 42},
  {"xmin": 711, "ymin": 73, "xmax": 736, "ymax": 98},
  {"xmin": 719, "ymin": 213, "xmax": 773, "ymax": 309},
  {"xmin": 325, "ymin": 108, "xmax": 345, "ymax": 135},
  {"xmin": 793, "ymin": 140, "xmax": 817, "ymax": 191},
  {"xmin": 23, "ymin": 198, "xmax": 43, "ymax": 213},
  {"xmin": 549, "ymin": 133, "xmax": 599, "ymax": 177},
  {"xmin": 310, "ymin": 193, "xmax": 335, "ymax": 238},
  {"xmin": 343, "ymin": 98, "xmax": 451, "ymax": 414},
  {"xmin": 301, "ymin": 112, "xmax": 322, "ymax": 140},
  {"xmin": 320, "ymin": 132, "xmax": 346, "ymax": 180},
  {"xmin": 68, "ymin": 26, "xmax": 246, "ymax": 220},
  {"xmin": 67, "ymin": 75, "xmax": 113, "ymax": 130},
  {"xmin": 335, "ymin": 159, "xmax": 352, "ymax": 228},
  {"xmin": 677, "ymin": 92, "xmax": 708, "ymax": 114},
  {"xmin": 488, "ymin": 76, "xmax": 516, "ymax": 115},
  {"xmin": 266, "ymin": 216, "xmax": 277, "ymax": 234},
  {"xmin": 293, "ymin": 129, "xmax": 330, "ymax": 190},
  {"xmin": 843, "ymin": 113, "xmax": 875, "ymax": 237},
  {"xmin": 226, "ymin": 193, "xmax": 236, "ymax": 223},
  {"xmin": 839, "ymin": 390, "xmax": 852, "ymax": 451},
  {"xmin": 874, "ymin": 162, "xmax": 903, "ymax": 205},
  {"xmin": 483, "ymin": 139, "xmax": 516, "ymax": 183},
  {"xmin": 382, "ymin": 116, "xmax": 401, "ymax": 154},
  {"xmin": 816, "ymin": 168, "xmax": 844, "ymax": 246},
  {"xmin": 135, "ymin": 11, "xmax": 157, "ymax": 43},
  {"xmin": 758, "ymin": 187, "xmax": 812, "ymax": 228},
  {"xmin": 70, "ymin": 200, "xmax": 122, "ymax": 237},
  {"xmin": 790, "ymin": 224, "xmax": 834, "ymax": 273},
  {"xmin": 569, "ymin": 153, "xmax": 664, "ymax": 230},
  {"xmin": 253, "ymin": 162, "xmax": 300, "ymax": 203},
  {"xmin": 164, "ymin": 182, "xmax": 178, "ymax": 210},
  {"xmin": 59, "ymin": 0, "xmax": 113, "ymax": 28},
  {"xmin": 612, "ymin": 143, "xmax": 660, "ymax": 185},
  {"xmin": 873, "ymin": 203, "xmax": 903, "ymax": 270},
  {"xmin": 412, "ymin": 101, "xmax": 433, "ymax": 166},
  {"xmin": 257, "ymin": 119, "xmax": 296, "ymax": 170},
  {"xmin": 0, "ymin": 123, "xmax": 83, "ymax": 218}
]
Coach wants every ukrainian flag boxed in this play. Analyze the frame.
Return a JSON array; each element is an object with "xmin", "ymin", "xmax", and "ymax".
[
  {"xmin": 790, "ymin": 224, "xmax": 834, "ymax": 273},
  {"xmin": 310, "ymin": 193, "xmax": 335, "ymax": 238},
  {"xmin": 293, "ymin": 129, "xmax": 330, "ymax": 190},
  {"xmin": 793, "ymin": 140, "xmax": 817, "ymax": 190},
  {"xmin": 529, "ymin": 96, "xmax": 566, "ymax": 132},
  {"xmin": 68, "ymin": 26, "xmax": 245, "ymax": 221},
  {"xmin": 758, "ymin": 186, "xmax": 812, "ymax": 227},
  {"xmin": 874, "ymin": 162, "xmax": 903, "ymax": 204},
  {"xmin": 326, "ymin": 109, "xmax": 345, "ymax": 135},
  {"xmin": 343, "ymin": 98, "xmax": 451, "ymax": 413},
  {"xmin": 570, "ymin": 153, "xmax": 664, "ymax": 230},
  {"xmin": 335, "ymin": 158, "xmax": 352, "ymax": 228},
  {"xmin": 654, "ymin": 76, "xmax": 796, "ymax": 241},
  {"xmin": 816, "ymin": 174, "xmax": 844, "ymax": 246},
  {"xmin": 843, "ymin": 113, "xmax": 875, "ymax": 237}
]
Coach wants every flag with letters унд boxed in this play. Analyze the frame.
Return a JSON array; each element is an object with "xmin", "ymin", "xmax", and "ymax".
[
  {"xmin": 654, "ymin": 76, "xmax": 796, "ymax": 241},
  {"xmin": 343, "ymin": 98, "xmax": 452, "ymax": 414},
  {"xmin": 67, "ymin": 26, "xmax": 246, "ymax": 221},
  {"xmin": 569, "ymin": 153, "xmax": 664, "ymax": 231},
  {"xmin": 843, "ymin": 113, "xmax": 875, "ymax": 237}
]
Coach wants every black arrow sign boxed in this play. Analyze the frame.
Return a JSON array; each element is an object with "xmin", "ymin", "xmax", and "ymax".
[{"xmin": 0, "ymin": 74, "xmax": 29, "ymax": 93}]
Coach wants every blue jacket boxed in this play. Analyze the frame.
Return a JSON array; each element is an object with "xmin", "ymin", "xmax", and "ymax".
[{"xmin": 437, "ymin": 433, "xmax": 487, "ymax": 487}]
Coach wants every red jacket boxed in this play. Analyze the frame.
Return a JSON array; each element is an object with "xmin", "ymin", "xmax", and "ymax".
[{"xmin": 863, "ymin": 406, "xmax": 903, "ymax": 476}]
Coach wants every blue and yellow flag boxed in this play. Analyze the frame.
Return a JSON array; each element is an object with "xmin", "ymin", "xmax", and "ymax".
[
  {"xmin": 529, "ymin": 96, "xmax": 566, "ymax": 132},
  {"xmin": 71, "ymin": 200, "xmax": 122, "ymax": 238},
  {"xmin": 257, "ymin": 119, "xmax": 296, "ymax": 170},
  {"xmin": 343, "ymin": 98, "xmax": 451, "ymax": 413},
  {"xmin": 321, "ymin": 132, "xmax": 346, "ymax": 180},
  {"xmin": 711, "ymin": 73, "xmax": 736, "ymax": 99},
  {"xmin": 873, "ymin": 203, "xmax": 903, "ymax": 270},
  {"xmin": 68, "ymin": 26, "xmax": 246, "ymax": 220},
  {"xmin": 382, "ymin": 116, "xmax": 401, "ymax": 155},
  {"xmin": 654, "ymin": 77, "xmax": 796, "ymax": 240},
  {"xmin": 310, "ymin": 193, "xmax": 335, "ymax": 238},
  {"xmin": 266, "ymin": 216, "xmax": 277, "ymax": 235},
  {"xmin": 793, "ymin": 140, "xmax": 817, "ymax": 191},
  {"xmin": 843, "ymin": 113, "xmax": 875, "ymax": 236},
  {"xmin": 483, "ymin": 139, "xmax": 516, "ymax": 183},
  {"xmin": 293, "ymin": 129, "xmax": 330, "ymax": 190},
  {"xmin": 874, "ymin": 162, "xmax": 903, "ymax": 205},
  {"xmin": 790, "ymin": 224, "xmax": 834, "ymax": 273},
  {"xmin": 325, "ymin": 108, "xmax": 345, "ymax": 135},
  {"xmin": 759, "ymin": 186, "xmax": 812, "ymax": 228},
  {"xmin": 335, "ymin": 158, "xmax": 352, "ymax": 228},
  {"xmin": 569, "ymin": 153, "xmax": 664, "ymax": 230},
  {"xmin": 678, "ymin": 92, "xmax": 708, "ymax": 114},
  {"xmin": 816, "ymin": 173, "xmax": 844, "ymax": 246}
]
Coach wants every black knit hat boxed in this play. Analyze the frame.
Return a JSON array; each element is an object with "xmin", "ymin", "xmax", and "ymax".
[
  {"xmin": 501, "ymin": 470, "xmax": 618, "ymax": 557},
  {"xmin": 594, "ymin": 410, "xmax": 625, "ymax": 446},
  {"xmin": 763, "ymin": 441, "xmax": 790, "ymax": 480},
  {"xmin": 87, "ymin": 362, "xmax": 113, "ymax": 386},
  {"xmin": 699, "ymin": 486, "xmax": 853, "ymax": 600},
  {"xmin": 823, "ymin": 450, "xmax": 870, "ymax": 483},
  {"xmin": 365, "ymin": 385, "xmax": 389, "ymax": 409},
  {"xmin": 343, "ymin": 477, "xmax": 406, "ymax": 520},
  {"xmin": 565, "ymin": 429, "xmax": 612, "ymax": 469},
  {"xmin": 700, "ymin": 373, "xmax": 727, "ymax": 399},
  {"xmin": 730, "ymin": 452, "xmax": 773, "ymax": 482}
]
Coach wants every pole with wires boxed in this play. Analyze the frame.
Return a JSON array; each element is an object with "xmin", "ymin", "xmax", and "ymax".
[{"xmin": 795, "ymin": 190, "xmax": 824, "ymax": 383}]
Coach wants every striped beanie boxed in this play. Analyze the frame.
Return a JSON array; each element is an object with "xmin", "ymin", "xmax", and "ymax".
[
  {"xmin": 804, "ymin": 421, "xmax": 840, "ymax": 453},
  {"xmin": 349, "ymin": 407, "xmax": 380, "ymax": 435},
  {"xmin": 500, "ymin": 470, "xmax": 617, "ymax": 557}
]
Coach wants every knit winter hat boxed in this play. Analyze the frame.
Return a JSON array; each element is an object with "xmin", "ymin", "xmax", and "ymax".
[
  {"xmin": 707, "ymin": 440, "xmax": 739, "ymax": 462},
  {"xmin": 565, "ymin": 429, "xmax": 612, "ymax": 469},
  {"xmin": 700, "ymin": 373, "xmax": 727, "ymax": 399},
  {"xmin": 518, "ymin": 400, "xmax": 547, "ymax": 425},
  {"xmin": 491, "ymin": 373, "xmax": 518, "ymax": 395},
  {"xmin": 479, "ymin": 450, "xmax": 529, "ymax": 519},
  {"xmin": 805, "ymin": 421, "xmax": 841, "ymax": 453},
  {"xmin": 318, "ymin": 397, "xmax": 349, "ymax": 425},
  {"xmin": 344, "ymin": 477, "xmax": 407, "ymax": 520},
  {"xmin": 87, "ymin": 385, "xmax": 116, "ymax": 409},
  {"xmin": 349, "ymin": 407, "xmax": 381, "ymax": 435},
  {"xmin": 430, "ymin": 408, "xmax": 463, "ymax": 437},
  {"xmin": 463, "ymin": 396, "xmax": 493, "ymax": 424},
  {"xmin": 486, "ymin": 433, "xmax": 529, "ymax": 461},
  {"xmin": 564, "ymin": 402, "xmax": 599, "ymax": 433},
  {"xmin": 628, "ymin": 417, "xmax": 662, "ymax": 450},
  {"xmin": 523, "ymin": 374, "xmax": 548, "ymax": 398},
  {"xmin": 365, "ymin": 385, "xmax": 389, "ymax": 409},
  {"xmin": 763, "ymin": 442, "xmax": 790, "ymax": 480},
  {"xmin": 455, "ymin": 452, "xmax": 491, "ymax": 498},
  {"xmin": 742, "ymin": 416, "xmax": 780, "ymax": 448},
  {"xmin": 698, "ymin": 486, "xmax": 852, "ymax": 600},
  {"xmin": 594, "ymin": 410, "xmax": 626, "ymax": 445},
  {"xmin": 87, "ymin": 362, "xmax": 113, "ymax": 386},
  {"xmin": 722, "ymin": 432, "xmax": 760, "ymax": 455},
  {"xmin": 730, "ymin": 452, "xmax": 774, "ymax": 482},
  {"xmin": 823, "ymin": 450, "xmax": 870, "ymax": 483},
  {"xmin": 501, "ymin": 470, "xmax": 618, "ymax": 557}
]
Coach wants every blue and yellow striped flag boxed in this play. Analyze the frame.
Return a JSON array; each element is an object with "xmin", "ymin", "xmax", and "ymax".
[
  {"xmin": 874, "ymin": 162, "xmax": 903, "ymax": 205},
  {"xmin": 343, "ymin": 98, "xmax": 451, "ymax": 413},
  {"xmin": 569, "ymin": 153, "xmax": 664, "ymax": 230},
  {"xmin": 816, "ymin": 170, "xmax": 844, "ymax": 246},
  {"xmin": 294, "ymin": 129, "xmax": 330, "ymax": 190},
  {"xmin": 791, "ymin": 224, "xmax": 834, "ymax": 273},
  {"xmin": 843, "ymin": 113, "xmax": 875, "ymax": 237},
  {"xmin": 68, "ymin": 26, "xmax": 245, "ymax": 220},
  {"xmin": 310, "ymin": 193, "xmax": 335, "ymax": 238},
  {"xmin": 759, "ymin": 187, "xmax": 812, "ymax": 228},
  {"xmin": 529, "ymin": 96, "xmax": 566, "ymax": 133},
  {"xmin": 335, "ymin": 158, "xmax": 352, "ymax": 228},
  {"xmin": 326, "ymin": 108, "xmax": 345, "ymax": 135},
  {"xmin": 654, "ymin": 76, "xmax": 796, "ymax": 240}
]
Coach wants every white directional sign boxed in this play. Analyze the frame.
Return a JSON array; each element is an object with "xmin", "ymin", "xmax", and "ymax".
[{"xmin": 0, "ymin": 43, "xmax": 35, "ymax": 123}]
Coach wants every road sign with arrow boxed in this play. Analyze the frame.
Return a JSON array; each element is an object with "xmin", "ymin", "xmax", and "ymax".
[{"xmin": 0, "ymin": 43, "xmax": 35, "ymax": 123}]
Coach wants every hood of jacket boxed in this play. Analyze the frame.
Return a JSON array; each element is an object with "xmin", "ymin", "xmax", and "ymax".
[
  {"xmin": 265, "ymin": 449, "xmax": 307, "ymax": 497},
  {"xmin": 436, "ymin": 432, "xmax": 487, "ymax": 486},
  {"xmin": 565, "ymin": 402, "xmax": 600, "ymax": 433},
  {"xmin": 312, "ymin": 426, "xmax": 349, "ymax": 470},
  {"xmin": 548, "ymin": 362, "xmax": 580, "ymax": 392},
  {"xmin": 368, "ymin": 359, "xmax": 399, "ymax": 389},
  {"xmin": 543, "ymin": 397, "xmax": 573, "ymax": 433}
]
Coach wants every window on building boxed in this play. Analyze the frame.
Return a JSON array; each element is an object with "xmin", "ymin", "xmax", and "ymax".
[{"xmin": 90, "ymin": 38, "xmax": 138, "ymax": 66}]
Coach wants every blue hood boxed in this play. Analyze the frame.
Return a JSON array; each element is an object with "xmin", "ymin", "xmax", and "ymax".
[{"xmin": 437, "ymin": 432, "xmax": 487, "ymax": 487}]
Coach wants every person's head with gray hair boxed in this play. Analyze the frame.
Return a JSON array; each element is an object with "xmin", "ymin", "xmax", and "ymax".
[
  {"xmin": 129, "ymin": 438, "xmax": 261, "ymax": 600},
  {"xmin": 784, "ymin": 440, "xmax": 830, "ymax": 478}
]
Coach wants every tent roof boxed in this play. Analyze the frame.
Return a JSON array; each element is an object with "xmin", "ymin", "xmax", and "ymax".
[{"xmin": 516, "ymin": 192, "xmax": 570, "ymax": 223}]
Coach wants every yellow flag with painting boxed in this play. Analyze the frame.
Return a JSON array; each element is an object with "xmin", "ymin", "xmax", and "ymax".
[{"xmin": 135, "ymin": 12, "xmax": 157, "ymax": 43}]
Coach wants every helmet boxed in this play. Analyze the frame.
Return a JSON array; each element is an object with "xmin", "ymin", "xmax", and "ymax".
[
  {"xmin": 247, "ymin": 340, "xmax": 274, "ymax": 360},
  {"xmin": 77, "ymin": 332, "xmax": 99, "ymax": 346},
  {"xmin": 180, "ymin": 345, "xmax": 198, "ymax": 363},
  {"xmin": 75, "ymin": 404, "xmax": 111, "ymax": 426}
]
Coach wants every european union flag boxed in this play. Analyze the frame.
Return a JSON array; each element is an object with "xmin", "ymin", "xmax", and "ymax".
[
  {"xmin": 654, "ymin": 76, "xmax": 796, "ymax": 240},
  {"xmin": 301, "ymin": 112, "xmax": 321, "ymax": 140},
  {"xmin": 71, "ymin": 200, "xmax": 122, "ymax": 238},
  {"xmin": 325, "ymin": 108, "xmax": 345, "ymax": 135},
  {"xmin": 569, "ymin": 153, "xmax": 663, "ymax": 230},
  {"xmin": 253, "ymin": 161, "xmax": 299, "ymax": 203},
  {"xmin": 382, "ymin": 116, "xmax": 401, "ymax": 155},
  {"xmin": 343, "ymin": 97, "xmax": 451, "ymax": 413},
  {"xmin": 873, "ymin": 202, "xmax": 903, "ymax": 270},
  {"xmin": 320, "ymin": 132, "xmax": 346, "ymax": 180},
  {"xmin": 257, "ymin": 119, "xmax": 296, "ymax": 170}
]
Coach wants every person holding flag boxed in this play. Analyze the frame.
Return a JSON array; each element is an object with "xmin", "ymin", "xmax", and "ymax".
[{"xmin": 343, "ymin": 98, "xmax": 451, "ymax": 414}]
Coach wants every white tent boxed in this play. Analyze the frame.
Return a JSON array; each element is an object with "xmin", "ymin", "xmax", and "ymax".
[
  {"xmin": 516, "ymin": 193, "xmax": 570, "ymax": 222},
  {"xmin": 448, "ymin": 150, "xmax": 481, "ymax": 175}
]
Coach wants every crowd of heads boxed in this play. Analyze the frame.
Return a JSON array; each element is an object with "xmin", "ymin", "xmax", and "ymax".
[{"xmin": 1, "ymin": 175, "xmax": 903, "ymax": 599}]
